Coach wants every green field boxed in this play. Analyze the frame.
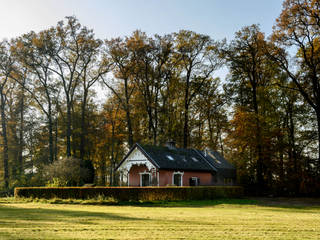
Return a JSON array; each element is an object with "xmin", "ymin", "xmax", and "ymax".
[{"xmin": 0, "ymin": 198, "xmax": 319, "ymax": 240}]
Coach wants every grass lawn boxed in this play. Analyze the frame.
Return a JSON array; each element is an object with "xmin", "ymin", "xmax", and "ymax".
[{"xmin": 0, "ymin": 198, "xmax": 319, "ymax": 240}]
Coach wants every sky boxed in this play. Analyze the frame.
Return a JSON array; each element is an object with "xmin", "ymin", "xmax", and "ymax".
[
  {"xmin": 0, "ymin": 0, "xmax": 283, "ymax": 41},
  {"xmin": 0, "ymin": 0, "xmax": 284, "ymax": 100}
]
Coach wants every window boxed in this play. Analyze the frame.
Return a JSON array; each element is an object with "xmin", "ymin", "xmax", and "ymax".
[
  {"xmin": 189, "ymin": 177, "xmax": 199, "ymax": 186},
  {"xmin": 208, "ymin": 152, "xmax": 221, "ymax": 164},
  {"xmin": 173, "ymin": 172, "xmax": 183, "ymax": 186},
  {"xmin": 167, "ymin": 155, "xmax": 174, "ymax": 161},
  {"xmin": 224, "ymin": 178, "xmax": 233, "ymax": 185},
  {"xmin": 191, "ymin": 157, "xmax": 198, "ymax": 162},
  {"xmin": 212, "ymin": 172, "xmax": 217, "ymax": 183},
  {"xmin": 174, "ymin": 174, "xmax": 182, "ymax": 186}
]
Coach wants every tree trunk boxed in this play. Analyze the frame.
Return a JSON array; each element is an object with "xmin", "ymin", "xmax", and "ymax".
[
  {"xmin": 0, "ymin": 90, "xmax": 9, "ymax": 189},
  {"xmin": 147, "ymin": 106, "xmax": 153, "ymax": 142},
  {"xmin": 110, "ymin": 124, "xmax": 115, "ymax": 186},
  {"xmin": 48, "ymin": 107, "xmax": 54, "ymax": 163},
  {"xmin": 113, "ymin": 145, "xmax": 119, "ymax": 185},
  {"xmin": 183, "ymin": 103, "xmax": 189, "ymax": 148},
  {"xmin": 100, "ymin": 157, "xmax": 106, "ymax": 186},
  {"xmin": 125, "ymin": 107, "xmax": 133, "ymax": 148},
  {"xmin": 278, "ymin": 119, "xmax": 286, "ymax": 192},
  {"xmin": 219, "ymin": 131, "xmax": 224, "ymax": 157},
  {"xmin": 18, "ymin": 86, "xmax": 24, "ymax": 176},
  {"xmin": 46, "ymin": 85, "xmax": 54, "ymax": 163},
  {"xmin": 66, "ymin": 99, "xmax": 72, "ymax": 157},
  {"xmin": 54, "ymin": 116, "xmax": 58, "ymax": 161},
  {"xmin": 316, "ymin": 110, "xmax": 320, "ymax": 175},
  {"xmin": 124, "ymin": 79, "xmax": 133, "ymax": 148},
  {"xmin": 183, "ymin": 76, "xmax": 190, "ymax": 148},
  {"xmin": 252, "ymin": 83, "xmax": 264, "ymax": 191},
  {"xmin": 80, "ymin": 89, "xmax": 88, "ymax": 160},
  {"xmin": 154, "ymin": 89, "xmax": 159, "ymax": 145},
  {"xmin": 288, "ymin": 102, "xmax": 299, "ymax": 193}
]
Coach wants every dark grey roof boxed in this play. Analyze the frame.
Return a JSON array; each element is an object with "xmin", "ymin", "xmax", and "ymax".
[
  {"xmin": 139, "ymin": 144, "xmax": 216, "ymax": 172},
  {"xmin": 199, "ymin": 150, "xmax": 236, "ymax": 178},
  {"xmin": 200, "ymin": 150, "xmax": 235, "ymax": 170}
]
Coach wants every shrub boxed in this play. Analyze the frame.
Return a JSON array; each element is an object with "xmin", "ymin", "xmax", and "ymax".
[
  {"xmin": 44, "ymin": 157, "xmax": 92, "ymax": 186},
  {"xmin": 14, "ymin": 186, "xmax": 244, "ymax": 201},
  {"xmin": 46, "ymin": 178, "xmax": 69, "ymax": 187}
]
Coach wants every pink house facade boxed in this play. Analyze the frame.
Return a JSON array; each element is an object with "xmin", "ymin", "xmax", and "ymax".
[{"xmin": 116, "ymin": 142, "xmax": 236, "ymax": 187}]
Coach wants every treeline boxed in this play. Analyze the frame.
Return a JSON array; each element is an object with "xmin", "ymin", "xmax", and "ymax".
[{"xmin": 0, "ymin": 0, "xmax": 319, "ymax": 195}]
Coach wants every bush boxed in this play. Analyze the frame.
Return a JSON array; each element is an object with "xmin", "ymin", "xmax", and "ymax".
[
  {"xmin": 14, "ymin": 186, "xmax": 244, "ymax": 201},
  {"xmin": 44, "ymin": 157, "xmax": 92, "ymax": 186},
  {"xmin": 46, "ymin": 178, "xmax": 69, "ymax": 187}
]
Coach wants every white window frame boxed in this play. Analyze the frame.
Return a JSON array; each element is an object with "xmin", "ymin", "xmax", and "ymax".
[
  {"xmin": 139, "ymin": 171, "xmax": 151, "ymax": 187},
  {"xmin": 191, "ymin": 177, "xmax": 199, "ymax": 186},
  {"xmin": 172, "ymin": 171, "xmax": 184, "ymax": 186}
]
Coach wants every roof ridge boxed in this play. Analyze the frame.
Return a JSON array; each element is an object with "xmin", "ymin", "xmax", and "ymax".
[
  {"xmin": 136, "ymin": 143, "xmax": 160, "ymax": 168},
  {"xmin": 192, "ymin": 149, "xmax": 217, "ymax": 171},
  {"xmin": 208, "ymin": 150, "xmax": 236, "ymax": 169}
]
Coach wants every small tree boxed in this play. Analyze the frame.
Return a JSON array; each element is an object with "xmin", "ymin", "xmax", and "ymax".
[{"xmin": 44, "ymin": 157, "xmax": 92, "ymax": 186}]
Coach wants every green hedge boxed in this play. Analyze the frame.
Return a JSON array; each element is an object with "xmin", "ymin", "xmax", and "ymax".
[{"xmin": 14, "ymin": 186, "xmax": 243, "ymax": 201}]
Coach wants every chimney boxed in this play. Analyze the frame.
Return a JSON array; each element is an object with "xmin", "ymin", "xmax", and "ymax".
[{"xmin": 165, "ymin": 140, "xmax": 176, "ymax": 150}]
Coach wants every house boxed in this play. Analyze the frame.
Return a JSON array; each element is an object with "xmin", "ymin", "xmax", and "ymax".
[{"xmin": 115, "ymin": 141, "xmax": 236, "ymax": 187}]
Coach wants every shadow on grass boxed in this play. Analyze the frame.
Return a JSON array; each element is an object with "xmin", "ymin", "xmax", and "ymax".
[
  {"xmin": 2, "ymin": 197, "xmax": 320, "ymax": 210},
  {"xmin": 0, "ymin": 204, "xmax": 145, "ymax": 224},
  {"xmin": 0, "ymin": 204, "xmax": 146, "ymax": 240},
  {"xmin": 0, "ymin": 203, "xmax": 219, "ymax": 238},
  {"xmin": 121, "ymin": 198, "xmax": 258, "ymax": 207},
  {"xmin": 2, "ymin": 197, "xmax": 258, "ymax": 208},
  {"xmin": 247, "ymin": 197, "xmax": 320, "ymax": 212},
  {"xmin": 113, "ymin": 198, "xmax": 320, "ymax": 213}
]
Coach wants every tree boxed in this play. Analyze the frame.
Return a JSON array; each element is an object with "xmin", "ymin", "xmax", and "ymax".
[
  {"xmin": 193, "ymin": 77, "xmax": 228, "ymax": 152},
  {"xmin": 127, "ymin": 31, "xmax": 173, "ymax": 145},
  {"xmin": 223, "ymin": 25, "xmax": 278, "ymax": 190},
  {"xmin": 47, "ymin": 16, "xmax": 100, "ymax": 157},
  {"xmin": 102, "ymin": 96, "xmax": 126, "ymax": 185},
  {"xmin": 11, "ymin": 31, "xmax": 59, "ymax": 164},
  {"xmin": 76, "ymin": 28, "xmax": 109, "ymax": 161},
  {"xmin": 101, "ymin": 37, "xmax": 136, "ymax": 148},
  {"xmin": 0, "ymin": 41, "xmax": 16, "ymax": 189},
  {"xmin": 173, "ymin": 30, "xmax": 223, "ymax": 148},
  {"xmin": 271, "ymin": 0, "xmax": 320, "ymax": 173}
]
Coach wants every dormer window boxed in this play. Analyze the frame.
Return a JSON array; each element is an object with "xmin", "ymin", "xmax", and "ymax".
[
  {"xmin": 208, "ymin": 151, "xmax": 221, "ymax": 164},
  {"xmin": 167, "ymin": 155, "xmax": 174, "ymax": 161}
]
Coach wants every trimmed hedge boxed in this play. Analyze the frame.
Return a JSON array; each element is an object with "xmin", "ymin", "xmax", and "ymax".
[{"xmin": 14, "ymin": 186, "xmax": 243, "ymax": 201}]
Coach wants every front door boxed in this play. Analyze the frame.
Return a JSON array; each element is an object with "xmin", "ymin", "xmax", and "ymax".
[{"xmin": 141, "ymin": 174, "xmax": 150, "ymax": 186}]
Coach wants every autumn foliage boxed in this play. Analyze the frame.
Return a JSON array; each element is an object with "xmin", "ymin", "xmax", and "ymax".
[{"xmin": 1, "ymin": 1, "xmax": 320, "ymax": 196}]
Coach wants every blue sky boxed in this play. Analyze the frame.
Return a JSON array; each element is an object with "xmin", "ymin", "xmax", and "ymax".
[
  {"xmin": 0, "ymin": 0, "xmax": 284, "ymax": 97},
  {"xmin": 0, "ymin": 0, "xmax": 283, "ymax": 41}
]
